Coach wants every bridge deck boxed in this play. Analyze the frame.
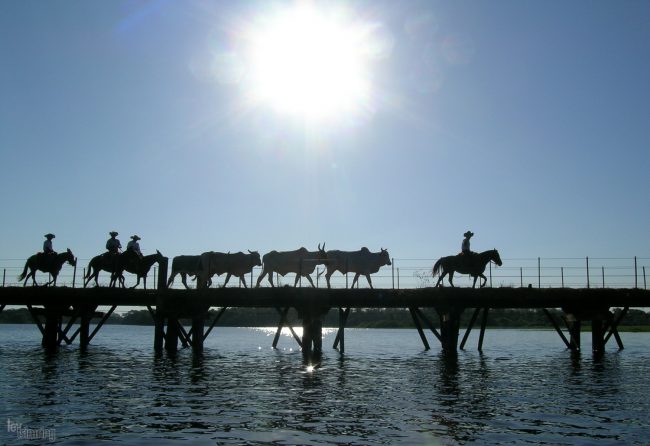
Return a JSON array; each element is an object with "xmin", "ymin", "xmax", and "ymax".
[{"xmin": 1, "ymin": 286, "xmax": 649, "ymax": 309}]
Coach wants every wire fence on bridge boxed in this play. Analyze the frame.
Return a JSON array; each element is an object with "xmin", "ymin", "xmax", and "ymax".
[{"xmin": 1, "ymin": 256, "xmax": 648, "ymax": 290}]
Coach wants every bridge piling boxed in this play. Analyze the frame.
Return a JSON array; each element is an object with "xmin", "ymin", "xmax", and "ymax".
[{"xmin": 438, "ymin": 308, "xmax": 463, "ymax": 353}]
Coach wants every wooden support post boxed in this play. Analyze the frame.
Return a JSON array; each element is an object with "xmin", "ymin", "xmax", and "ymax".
[
  {"xmin": 26, "ymin": 305, "xmax": 45, "ymax": 336},
  {"xmin": 157, "ymin": 257, "xmax": 169, "ymax": 290},
  {"xmin": 57, "ymin": 312, "xmax": 79, "ymax": 346},
  {"xmin": 302, "ymin": 317, "xmax": 313, "ymax": 357},
  {"xmin": 333, "ymin": 307, "xmax": 350, "ymax": 351},
  {"xmin": 338, "ymin": 307, "xmax": 345, "ymax": 352},
  {"xmin": 166, "ymin": 316, "xmax": 179, "ymax": 354},
  {"xmin": 437, "ymin": 308, "xmax": 463, "ymax": 353},
  {"xmin": 42, "ymin": 310, "xmax": 60, "ymax": 350},
  {"xmin": 272, "ymin": 307, "xmax": 289, "ymax": 349},
  {"xmin": 478, "ymin": 308, "xmax": 489, "ymax": 352},
  {"xmin": 204, "ymin": 307, "xmax": 228, "ymax": 341},
  {"xmin": 591, "ymin": 319, "xmax": 606, "ymax": 355},
  {"xmin": 192, "ymin": 316, "xmax": 205, "ymax": 354},
  {"xmin": 153, "ymin": 309, "xmax": 165, "ymax": 354},
  {"xmin": 177, "ymin": 322, "xmax": 190, "ymax": 348},
  {"xmin": 79, "ymin": 315, "xmax": 90, "ymax": 350},
  {"xmin": 88, "ymin": 305, "xmax": 116, "ymax": 344},
  {"xmin": 312, "ymin": 318, "xmax": 323, "ymax": 354},
  {"xmin": 409, "ymin": 307, "xmax": 430, "ymax": 350},
  {"xmin": 564, "ymin": 313, "xmax": 581, "ymax": 351},
  {"xmin": 542, "ymin": 309, "xmax": 571, "ymax": 349},
  {"xmin": 460, "ymin": 308, "xmax": 481, "ymax": 350},
  {"xmin": 604, "ymin": 307, "xmax": 628, "ymax": 350},
  {"xmin": 414, "ymin": 308, "xmax": 442, "ymax": 342},
  {"xmin": 0, "ymin": 304, "xmax": 5, "ymax": 314}
]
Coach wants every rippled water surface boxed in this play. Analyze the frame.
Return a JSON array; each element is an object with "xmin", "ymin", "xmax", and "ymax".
[{"xmin": 1, "ymin": 324, "xmax": 650, "ymax": 445}]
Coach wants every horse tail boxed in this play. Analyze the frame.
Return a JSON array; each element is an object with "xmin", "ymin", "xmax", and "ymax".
[
  {"xmin": 432, "ymin": 258, "xmax": 443, "ymax": 278},
  {"xmin": 17, "ymin": 260, "xmax": 29, "ymax": 281}
]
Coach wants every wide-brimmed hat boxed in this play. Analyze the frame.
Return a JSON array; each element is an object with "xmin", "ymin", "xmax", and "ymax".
[
  {"xmin": 109, "ymin": 231, "xmax": 118, "ymax": 236},
  {"xmin": 44, "ymin": 233, "xmax": 55, "ymax": 239},
  {"xmin": 131, "ymin": 235, "xmax": 141, "ymax": 241},
  {"xmin": 463, "ymin": 231, "xmax": 474, "ymax": 238}
]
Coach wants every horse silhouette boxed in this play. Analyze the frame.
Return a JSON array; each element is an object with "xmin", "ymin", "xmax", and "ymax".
[
  {"xmin": 18, "ymin": 249, "xmax": 77, "ymax": 286},
  {"xmin": 84, "ymin": 253, "xmax": 121, "ymax": 288},
  {"xmin": 112, "ymin": 250, "xmax": 165, "ymax": 289},
  {"xmin": 432, "ymin": 249, "xmax": 502, "ymax": 288}
]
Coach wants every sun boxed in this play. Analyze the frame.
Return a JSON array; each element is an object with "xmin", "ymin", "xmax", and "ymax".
[{"xmin": 242, "ymin": 3, "xmax": 373, "ymax": 121}]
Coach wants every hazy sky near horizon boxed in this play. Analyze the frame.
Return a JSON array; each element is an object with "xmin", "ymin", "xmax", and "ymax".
[{"xmin": 1, "ymin": 0, "xmax": 649, "ymax": 265}]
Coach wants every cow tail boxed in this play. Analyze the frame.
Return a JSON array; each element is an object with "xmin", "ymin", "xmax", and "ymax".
[
  {"xmin": 17, "ymin": 260, "xmax": 29, "ymax": 281},
  {"xmin": 432, "ymin": 259, "xmax": 443, "ymax": 278}
]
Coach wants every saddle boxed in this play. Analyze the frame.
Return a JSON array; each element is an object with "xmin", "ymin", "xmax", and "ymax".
[
  {"xmin": 36, "ymin": 252, "xmax": 56, "ymax": 269},
  {"xmin": 458, "ymin": 251, "xmax": 477, "ymax": 268}
]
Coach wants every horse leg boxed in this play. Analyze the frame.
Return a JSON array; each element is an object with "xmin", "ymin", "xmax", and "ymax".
[
  {"xmin": 448, "ymin": 271, "xmax": 455, "ymax": 287},
  {"xmin": 472, "ymin": 275, "xmax": 478, "ymax": 288},
  {"xmin": 480, "ymin": 274, "xmax": 487, "ymax": 288},
  {"xmin": 131, "ymin": 276, "xmax": 141, "ymax": 289},
  {"xmin": 435, "ymin": 270, "xmax": 445, "ymax": 287}
]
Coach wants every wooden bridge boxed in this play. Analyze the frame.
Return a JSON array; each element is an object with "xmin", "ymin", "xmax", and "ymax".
[{"xmin": 1, "ymin": 282, "xmax": 649, "ymax": 357}]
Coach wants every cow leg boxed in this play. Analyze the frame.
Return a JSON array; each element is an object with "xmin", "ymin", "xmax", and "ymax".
[
  {"xmin": 143, "ymin": 276, "xmax": 147, "ymax": 290},
  {"xmin": 325, "ymin": 270, "xmax": 333, "ymax": 289},
  {"xmin": 255, "ymin": 271, "xmax": 266, "ymax": 288},
  {"xmin": 365, "ymin": 274, "xmax": 373, "ymax": 289},
  {"xmin": 351, "ymin": 273, "xmax": 360, "ymax": 288},
  {"xmin": 240, "ymin": 275, "xmax": 248, "ymax": 288},
  {"xmin": 180, "ymin": 273, "xmax": 189, "ymax": 289},
  {"xmin": 223, "ymin": 273, "xmax": 232, "ymax": 287},
  {"xmin": 293, "ymin": 274, "xmax": 301, "ymax": 287},
  {"xmin": 305, "ymin": 274, "xmax": 316, "ymax": 288}
]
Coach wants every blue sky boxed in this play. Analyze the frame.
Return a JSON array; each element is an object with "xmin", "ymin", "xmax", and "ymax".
[{"xmin": 1, "ymin": 0, "xmax": 649, "ymax": 273}]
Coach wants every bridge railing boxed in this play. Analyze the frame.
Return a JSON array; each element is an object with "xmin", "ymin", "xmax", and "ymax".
[{"xmin": 1, "ymin": 257, "xmax": 648, "ymax": 290}]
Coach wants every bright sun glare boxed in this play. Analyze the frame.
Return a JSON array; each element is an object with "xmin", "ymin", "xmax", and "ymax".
[{"xmin": 244, "ymin": 4, "xmax": 373, "ymax": 121}]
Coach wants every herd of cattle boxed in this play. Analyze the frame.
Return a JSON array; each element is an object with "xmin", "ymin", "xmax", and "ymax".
[{"xmin": 168, "ymin": 244, "xmax": 392, "ymax": 289}]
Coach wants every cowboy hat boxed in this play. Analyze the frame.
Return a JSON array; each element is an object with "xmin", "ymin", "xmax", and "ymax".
[
  {"xmin": 109, "ymin": 231, "xmax": 118, "ymax": 236},
  {"xmin": 131, "ymin": 235, "xmax": 141, "ymax": 241},
  {"xmin": 44, "ymin": 233, "xmax": 55, "ymax": 239},
  {"xmin": 463, "ymin": 231, "xmax": 474, "ymax": 238}
]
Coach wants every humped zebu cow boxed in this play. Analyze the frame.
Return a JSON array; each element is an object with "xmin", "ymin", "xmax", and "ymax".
[
  {"xmin": 255, "ymin": 244, "xmax": 328, "ymax": 288},
  {"xmin": 196, "ymin": 250, "xmax": 262, "ymax": 288},
  {"xmin": 323, "ymin": 247, "xmax": 391, "ymax": 289},
  {"xmin": 166, "ymin": 255, "xmax": 202, "ymax": 289}
]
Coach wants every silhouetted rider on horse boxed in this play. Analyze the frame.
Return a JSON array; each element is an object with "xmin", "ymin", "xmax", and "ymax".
[
  {"xmin": 104, "ymin": 230, "xmax": 122, "ymax": 269},
  {"xmin": 122, "ymin": 235, "xmax": 143, "ymax": 271},
  {"xmin": 37, "ymin": 233, "xmax": 57, "ymax": 269},
  {"xmin": 461, "ymin": 230, "xmax": 475, "ymax": 267}
]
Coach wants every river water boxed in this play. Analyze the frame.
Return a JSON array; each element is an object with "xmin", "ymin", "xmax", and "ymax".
[{"xmin": 1, "ymin": 324, "xmax": 649, "ymax": 445}]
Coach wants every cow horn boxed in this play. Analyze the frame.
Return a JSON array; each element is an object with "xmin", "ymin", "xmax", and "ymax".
[{"xmin": 248, "ymin": 249, "xmax": 253, "ymax": 254}]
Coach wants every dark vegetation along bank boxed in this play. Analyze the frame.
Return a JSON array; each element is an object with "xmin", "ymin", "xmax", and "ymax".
[{"xmin": 2, "ymin": 307, "xmax": 649, "ymax": 330}]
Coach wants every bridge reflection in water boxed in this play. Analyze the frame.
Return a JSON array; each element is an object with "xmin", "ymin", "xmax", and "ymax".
[{"xmin": 2, "ymin": 284, "xmax": 649, "ymax": 358}]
